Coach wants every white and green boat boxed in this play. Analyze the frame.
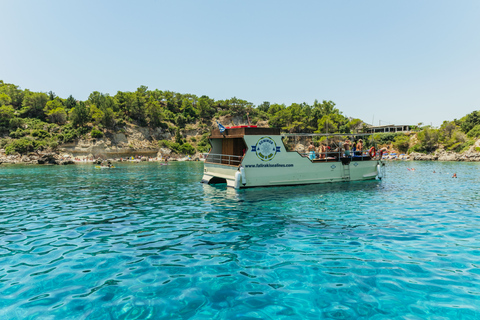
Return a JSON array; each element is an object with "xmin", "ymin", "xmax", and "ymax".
[{"xmin": 202, "ymin": 126, "xmax": 385, "ymax": 189}]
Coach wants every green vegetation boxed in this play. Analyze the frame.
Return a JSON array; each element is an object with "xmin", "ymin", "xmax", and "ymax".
[
  {"xmin": 402, "ymin": 113, "xmax": 479, "ymax": 154},
  {"xmin": 90, "ymin": 128, "xmax": 103, "ymax": 139},
  {"xmin": 1, "ymin": 79, "xmax": 479, "ymax": 156},
  {"xmin": 0, "ymin": 80, "xmax": 369, "ymax": 156}
]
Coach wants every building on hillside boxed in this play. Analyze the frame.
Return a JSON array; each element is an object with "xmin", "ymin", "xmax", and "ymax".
[{"xmin": 365, "ymin": 124, "xmax": 413, "ymax": 134}]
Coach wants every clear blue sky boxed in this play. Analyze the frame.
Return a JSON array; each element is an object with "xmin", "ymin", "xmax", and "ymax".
[{"xmin": 1, "ymin": 0, "xmax": 479, "ymax": 127}]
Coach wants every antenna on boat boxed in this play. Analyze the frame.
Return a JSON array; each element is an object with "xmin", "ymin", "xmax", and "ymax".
[{"xmin": 246, "ymin": 112, "xmax": 251, "ymax": 125}]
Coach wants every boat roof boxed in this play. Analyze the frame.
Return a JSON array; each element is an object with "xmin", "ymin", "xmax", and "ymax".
[
  {"xmin": 283, "ymin": 132, "xmax": 375, "ymax": 137},
  {"xmin": 210, "ymin": 127, "xmax": 280, "ymax": 138}
]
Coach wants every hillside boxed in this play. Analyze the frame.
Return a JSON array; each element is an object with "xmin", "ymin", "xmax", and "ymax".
[
  {"xmin": 0, "ymin": 80, "xmax": 364, "ymax": 162},
  {"xmin": 1, "ymin": 80, "xmax": 480, "ymax": 164}
]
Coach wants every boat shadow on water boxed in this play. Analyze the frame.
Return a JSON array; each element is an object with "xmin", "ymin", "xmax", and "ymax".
[{"xmin": 203, "ymin": 179, "xmax": 383, "ymax": 203}]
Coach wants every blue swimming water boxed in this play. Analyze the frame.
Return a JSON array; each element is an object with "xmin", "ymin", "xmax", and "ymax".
[{"xmin": 1, "ymin": 161, "xmax": 480, "ymax": 319}]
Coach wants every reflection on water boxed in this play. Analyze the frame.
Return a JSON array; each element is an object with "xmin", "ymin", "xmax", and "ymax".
[{"xmin": 1, "ymin": 161, "xmax": 480, "ymax": 319}]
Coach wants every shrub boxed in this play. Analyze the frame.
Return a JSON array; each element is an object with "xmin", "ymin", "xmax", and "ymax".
[
  {"xmin": 393, "ymin": 134, "xmax": 410, "ymax": 153},
  {"xmin": 48, "ymin": 140, "xmax": 59, "ymax": 150},
  {"xmin": 8, "ymin": 117, "xmax": 24, "ymax": 130},
  {"xmin": 197, "ymin": 133, "xmax": 211, "ymax": 153},
  {"xmin": 10, "ymin": 128, "xmax": 28, "ymax": 139},
  {"xmin": 458, "ymin": 140, "xmax": 475, "ymax": 153},
  {"xmin": 416, "ymin": 128, "xmax": 439, "ymax": 153},
  {"xmin": 91, "ymin": 128, "xmax": 103, "ymax": 138},
  {"xmin": 0, "ymin": 138, "xmax": 8, "ymax": 148},
  {"xmin": 158, "ymin": 139, "xmax": 195, "ymax": 154},
  {"xmin": 5, "ymin": 138, "xmax": 35, "ymax": 155},
  {"xmin": 467, "ymin": 124, "xmax": 480, "ymax": 138},
  {"xmin": 408, "ymin": 144, "xmax": 422, "ymax": 154},
  {"xmin": 179, "ymin": 143, "xmax": 195, "ymax": 155},
  {"xmin": 373, "ymin": 132, "xmax": 403, "ymax": 145},
  {"xmin": 31, "ymin": 129, "xmax": 51, "ymax": 139},
  {"xmin": 61, "ymin": 130, "xmax": 79, "ymax": 143},
  {"xmin": 24, "ymin": 118, "xmax": 48, "ymax": 130}
]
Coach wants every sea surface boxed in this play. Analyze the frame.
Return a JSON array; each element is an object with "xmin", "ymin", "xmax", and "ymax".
[{"xmin": 1, "ymin": 161, "xmax": 480, "ymax": 319}]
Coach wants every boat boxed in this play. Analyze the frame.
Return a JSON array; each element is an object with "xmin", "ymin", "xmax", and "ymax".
[
  {"xmin": 201, "ymin": 126, "xmax": 385, "ymax": 189},
  {"xmin": 95, "ymin": 165, "xmax": 115, "ymax": 169}
]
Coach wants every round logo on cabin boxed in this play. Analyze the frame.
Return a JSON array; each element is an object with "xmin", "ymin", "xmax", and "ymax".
[{"xmin": 255, "ymin": 137, "xmax": 277, "ymax": 161}]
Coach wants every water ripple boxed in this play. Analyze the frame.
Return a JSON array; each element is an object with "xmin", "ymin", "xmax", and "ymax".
[{"xmin": 1, "ymin": 161, "xmax": 480, "ymax": 318}]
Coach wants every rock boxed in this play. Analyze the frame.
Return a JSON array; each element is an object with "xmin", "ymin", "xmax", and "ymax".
[
  {"xmin": 157, "ymin": 148, "xmax": 172, "ymax": 158},
  {"xmin": 409, "ymin": 152, "xmax": 438, "ymax": 161},
  {"xmin": 436, "ymin": 150, "xmax": 458, "ymax": 161},
  {"xmin": 38, "ymin": 154, "xmax": 58, "ymax": 165}
]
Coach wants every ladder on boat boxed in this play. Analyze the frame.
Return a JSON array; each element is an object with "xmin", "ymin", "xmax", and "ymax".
[{"xmin": 342, "ymin": 164, "xmax": 351, "ymax": 181}]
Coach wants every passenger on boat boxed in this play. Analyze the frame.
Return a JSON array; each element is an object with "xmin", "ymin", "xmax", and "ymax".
[
  {"xmin": 356, "ymin": 139, "xmax": 363, "ymax": 156},
  {"xmin": 344, "ymin": 140, "xmax": 351, "ymax": 156},
  {"xmin": 308, "ymin": 142, "xmax": 315, "ymax": 160},
  {"xmin": 319, "ymin": 143, "xmax": 327, "ymax": 159}
]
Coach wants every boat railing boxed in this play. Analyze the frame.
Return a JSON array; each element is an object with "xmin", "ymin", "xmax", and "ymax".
[
  {"xmin": 205, "ymin": 153, "xmax": 243, "ymax": 166},
  {"xmin": 299, "ymin": 150, "xmax": 373, "ymax": 161}
]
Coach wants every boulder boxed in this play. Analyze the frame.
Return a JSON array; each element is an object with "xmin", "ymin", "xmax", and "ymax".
[
  {"xmin": 409, "ymin": 152, "xmax": 438, "ymax": 161},
  {"xmin": 38, "ymin": 154, "xmax": 58, "ymax": 165},
  {"xmin": 157, "ymin": 148, "xmax": 172, "ymax": 158}
]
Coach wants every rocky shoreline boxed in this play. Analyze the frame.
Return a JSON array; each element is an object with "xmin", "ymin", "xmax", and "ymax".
[
  {"xmin": 3, "ymin": 148, "xmax": 480, "ymax": 166},
  {"xmin": 0, "ymin": 123, "xmax": 203, "ymax": 165},
  {"xmin": 0, "ymin": 151, "xmax": 202, "ymax": 165},
  {"xmin": 409, "ymin": 149, "xmax": 480, "ymax": 162}
]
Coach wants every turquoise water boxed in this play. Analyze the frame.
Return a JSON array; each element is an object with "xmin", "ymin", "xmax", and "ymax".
[{"xmin": 1, "ymin": 161, "xmax": 480, "ymax": 319}]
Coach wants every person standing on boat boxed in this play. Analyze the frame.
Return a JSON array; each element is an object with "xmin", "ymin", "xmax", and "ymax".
[
  {"xmin": 356, "ymin": 139, "xmax": 363, "ymax": 156},
  {"xmin": 308, "ymin": 142, "xmax": 315, "ymax": 160},
  {"xmin": 344, "ymin": 140, "xmax": 351, "ymax": 156},
  {"xmin": 319, "ymin": 143, "xmax": 327, "ymax": 159}
]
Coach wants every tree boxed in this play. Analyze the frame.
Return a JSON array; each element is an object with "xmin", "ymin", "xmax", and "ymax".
[
  {"xmin": 393, "ymin": 134, "xmax": 410, "ymax": 153},
  {"xmin": 89, "ymin": 104, "xmax": 104, "ymax": 125},
  {"xmin": 268, "ymin": 103, "xmax": 285, "ymax": 115},
  {"xmin": 175, "ymin": 128, "xmax": 183, "ymax": 144},
  {"xmin": 46, "ymin": 107, "xmax": 67, "ymax": 124},
  {"xmin": 115, "ymin": 91, "xmax": 136, "ymax": 118},
  {"xmin": 0, "ymin": 82, "xmax": 24, "ymax": 109},
  {"xmin": 48, "ymin": 91, "xmax": 57, "ymax": 100},
  {"xmin": 0, "ymin": 93, "xmax": 12, "ymax": 106},
  {"xmin": 416, "ymin": 128, "xmax": 439, "ymax": 152},
  {"xmin": 181, "ymin": 98, "xmax": 197, "ymax": 121},
  {"xmin": 0, "ymin": 105, "xmax": 15, "ymax": 127},
  {"xmin": 88, "ymin": 91, "xmax": 106, "ymax": 109},
  {"xmin": 257, "ymin": 101, "xmax": 270, "ymax": 113},
  {"xmin": 146, "ymin": 96, "xmax": 164, "ymax": 127},
  {"xmin": 70, "ymin": 101, "xmax": 89, "ymax": 127},
  {"xmin": 101, "ymin": 108, "xmax": 115, "ymax": 129},
  {"xmin": 460, "ymin": 110, "xmax": 480, "ymax": 133},
  {"xmin": 20, "ymin": 91, "xmax": 49, "ymax": 119},
  {"xmin": 198, "ymin": 95, "xmax": 214, "ymax": 120},
  {"xmin": 317, "ymin": 115, "xmax": 339, "ymax": 133},
  {"xmin": 65, "ymin": 95, "xmax": 77, "ymax": 110}
]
